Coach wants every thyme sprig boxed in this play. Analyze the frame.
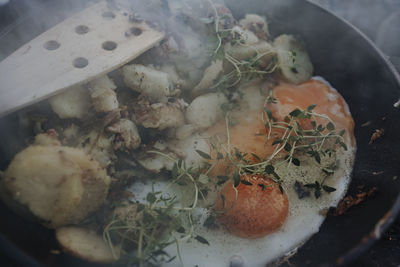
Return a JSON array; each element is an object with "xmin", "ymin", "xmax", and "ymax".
[
  {"xmin": 103, "ymin": 151, "xmax": 217, "ymax": 266},
  {"xmin": 208, "ymin": 101, "xmax": 347, "ymax": 194}
]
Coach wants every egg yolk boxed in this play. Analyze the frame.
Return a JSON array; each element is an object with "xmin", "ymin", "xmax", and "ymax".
[
  {"xmin": 214, "ymin": 174, "xmax": 289, "ymax": 239},
  {"xmin": 269, "ymin": 80, "xmax": 355, "ymax": 145},
  {"xmin": 209, "ymin": 79, "xmax": 354, "ymax": 239}
]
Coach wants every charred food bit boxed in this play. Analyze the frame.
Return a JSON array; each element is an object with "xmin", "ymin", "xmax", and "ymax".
[{"xmin": 369, "ymin": 128, "xmax": 384, "ymax": 144}]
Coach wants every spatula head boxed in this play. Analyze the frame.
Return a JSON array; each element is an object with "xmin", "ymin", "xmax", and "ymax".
[{"xmin": 0, "ymin": 0, "xmax": 164, "ymax": 117}]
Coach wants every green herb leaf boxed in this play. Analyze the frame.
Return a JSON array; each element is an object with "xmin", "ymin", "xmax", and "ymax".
[
  {"xmin": 284, "ymin": 143, "xmax": 292, "ymax": 152},
  {"xmin": 265, "ymin": 164, "xmax": 275, "ymax": 174},
  {"xmin": 304, "ymin": 183, "xmax": 316, "ymax": 188},
  {"xmin": 203, "ymin": 215, "xmax": 216, "ymax": 228},
  {"xmin": 220, "ymin": 194, "xmax": 226, "ymax": 209},
  {"xmin": 172, "ymin": 163, "xmax": 178, "ymax": 179},
  {"xmin": 217, "ymin": 175, "xmax": 229, "ymax": 185},
  {"xmin": 176, "ymin": 226, "xmax": 186, "ymax": 233},
  {"xmin": 258, "ymin": 183, "xmax": 267, "ymax": 190},
  {"xmin": 217, "ymin": 152, "xmax": 224, "ymax": 160},
  {"xmin": 289, "ymin": 108, "xmax": 302, "ymax": 117},
  {"xmin": 307, "ymin": 104, "xmax": 317, "ymax": 111},
  {"xmin": 311, "ymin": 120, "xmax": 317, "ymax": 128},
  {"xmin": 279, "ymin": 185, "xmax": 284, "ymax": 194},
  {"xmin": 233, "ymin": 172, "xmax": 240, "ymax": 187},
  {"xmin": 198, "ymin": 174, "xmax": 209, "ymax": 184},
  {"xmin": 195, "ymin": 235, "xmax": 210, "ymax": 245},
  {"xmin": 315, "ymin": 188, "xmax": 321, "ymax": 198},
  {"xmin": 136, "ymin": 203, "xmax": 145, "ymax": 213},
  {"xmin": 339, "ymin": 141, "xmax": 348, "ymax": 151},
  {"xmin": 264, "ymin": 107, "xmax": 273, "ymax": 120},
  {"xmin": 327, "ymin": 122, "xmax": 335, "ymax": 131},
  {"xmin": 339, "ymin": 129, "xmax": 345, "ymax": 136},
  {"xmin": 272, "ymin": 139, "xmax": 283, "ymax": 146},
  {"xmin": 196, "ymin": 149, "xmax": 211, "ymax": 160},
  {"xmin": 322, "ymin": 167, "xmax": 334, "ymax": 174},
  {"xmin": 251, "ymin": 153, "xmax": 262, "ymax": 162},
  {"xmin": 146, "ymin": 192, "xmax": 156, "ymax": 203},
  {"xmin": 241, "ymin": 180, "xmax": 253, "ymax": 186},
  {"xmin": 292, "ymin": 157, "xmax": 301, "ymax": 166},
  {"xmin": 322, "ymin": 185, "xmax": 337, "ymax": 193}
]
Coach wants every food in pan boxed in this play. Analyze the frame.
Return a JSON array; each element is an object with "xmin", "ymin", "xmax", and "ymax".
[{"xmin": 0, "ymin": 1, "xmax": 356, "ymax": 266}]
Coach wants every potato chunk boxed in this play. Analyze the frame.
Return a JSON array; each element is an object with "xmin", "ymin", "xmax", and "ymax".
[
  {"xmin": 186, "ymin": 93, "xmax": 228, "ymax": 129},
  {"xmin": 1, "ymin": 145, "xmax": 111, "ymax": 228},
  {"xmin": 122, "ymin": 64, "xmax": 172, "ymax": 103},
  {"xmin": 273, "ymin": 34, "xmax": 313, "ymax": 84},
  {"xmin": 48, "ymin": 85, "xmax": 90, "ymax": 119},
  {"xmin": 56, "ymin": 227, "xmax": 118, "ymax": 263}
]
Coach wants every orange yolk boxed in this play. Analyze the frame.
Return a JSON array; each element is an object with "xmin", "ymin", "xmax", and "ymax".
[
  {"xmin": 209, "ymin": 79, "xmax": 354, "ymax": 239},
  {"xmin": 214, "ymin": 174, "xmax": 289, "ymax": 239}
]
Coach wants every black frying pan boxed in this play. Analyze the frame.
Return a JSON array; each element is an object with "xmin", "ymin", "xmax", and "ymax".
[{"xmin": 0, "ymin": 0, "xmax": 400, "ymax": 266}]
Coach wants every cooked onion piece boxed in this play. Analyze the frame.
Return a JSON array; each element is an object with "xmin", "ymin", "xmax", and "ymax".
[
  {"xmin": 1, "ymin": 144, "xmax": 111, "ymax": 228},
  {"xmin": 56, "ymin": 227, "xmax": 118, "ymax": 263}
]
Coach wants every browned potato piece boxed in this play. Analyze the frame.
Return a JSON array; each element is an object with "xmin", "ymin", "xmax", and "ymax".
[
  {"xmin": 1, "ymin": 145, "xmax": 111, "ymax": 228},
  {"xmin": 56, "ymin": 227, "xmax": 118, "ymax": 263}
]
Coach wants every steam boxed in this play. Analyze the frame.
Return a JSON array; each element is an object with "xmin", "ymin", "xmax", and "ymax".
[{"xmin": 309, "ymin": 0, "xmax": 400, "ymax": 56}]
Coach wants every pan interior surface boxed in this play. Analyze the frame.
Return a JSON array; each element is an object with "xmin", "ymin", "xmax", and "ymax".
[{"xmin": 0, "ymin": 0, "xmax": 400, "ymax": 266}]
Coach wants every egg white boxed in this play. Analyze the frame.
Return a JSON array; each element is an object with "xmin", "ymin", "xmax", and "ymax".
[{"xmin": 129, "ymin": 77, "xmax": 356, "ymax": 267}]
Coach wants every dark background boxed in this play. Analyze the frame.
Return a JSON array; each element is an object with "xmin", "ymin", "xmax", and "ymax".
[{"xmin": 310, "ymin": 1, "xmax": 400, "ymax": 266}]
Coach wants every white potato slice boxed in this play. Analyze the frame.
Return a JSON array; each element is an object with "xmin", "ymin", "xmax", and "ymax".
[
  {"xmin": 88, "ymin": 75, "xmax": 119, "ymax": 113},
  {"xmin": 186, "ymin": 93, "xmax": 228, "ymax": 129},
  {"xmin": 1, "ymin": 145, "xmax": 111, "ymax": 228},
  {"xmin": 122, "ymin": 64, "xmax": 172, "ymax": 103},
  {"xmin": 56, "ymin": 227, "xmax": 118, "ymax": 263},
  {"xmin": 48, "ymin": 85, "xmax": 90, "ymax": 119},
  {"xmin": 224, "ymin": 41, "xmax": 275, "ymax": 69},
  {"xmin": 273, "ymin": 34, "xmax": 314, "ymax": 84}
]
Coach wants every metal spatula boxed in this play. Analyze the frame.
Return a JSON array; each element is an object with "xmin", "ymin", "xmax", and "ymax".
[{"xmin": 0, "ymin": 0, "xmax": 164, "ymax": 117}]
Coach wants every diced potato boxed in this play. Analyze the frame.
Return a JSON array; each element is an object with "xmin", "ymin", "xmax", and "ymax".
[
  {"xmin": 1, "ymin": 144, "xmax": 111, "ymax": 228},
  {"xmin": 273, "ymin": 34, "xmax": 314, "ymax": 84},
  {"xmin": 133, "ymin": 101, "xmax": 185, "ymax": 130},
  {"xmin": 192, "ymin": 60, "xmax": 224, "ymax": 95},
  {"xmin": 48, "ymin": 85, "xmax": 90, "ymax": 119},
  {"xmin": 239, "ymin": 14, "xmax": 270, "ymax": 40},
  {"xmin": 122, "ymin": 64, "xmax": 172, "ymax": 103},
  {"xmin": 107, "ymin": 119, "xmax": 141, "ymax": 150},
  {"xmin": 79, "ymin": 130, "xmax": 116, "ymax": 168},
  {"xmin": 224, "ymin": 41, "xmax": 274, "ymax": 67},
  {"xmin": 56, "ymin": 227, "xmax": 118, "ymax": 263},
  {"xmin": 137, "ymin": 152, "xmax": 176, "ymax": 173},
  {"xmin": 34, "ymin": 129, "xmax": 60, "ymax": 146},
  {"xmin": 186, "ymin": 93, "xmax": 228, "ymax": 129},
  {"xmin": 231, "ymin": 25, "xmax": 259, "ymax": 45},
  {"xmin": 168, "ymin": 134, "xmax": 210, "ymax": 170},
  {"xmin": 88, "ymin": 75, "xmax": 119, "ymax": 113}
]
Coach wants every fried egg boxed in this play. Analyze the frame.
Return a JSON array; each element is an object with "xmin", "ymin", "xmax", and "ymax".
[{"xmin": 131, "ymin": 77, "xmax": 356, "ymax": 266}]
